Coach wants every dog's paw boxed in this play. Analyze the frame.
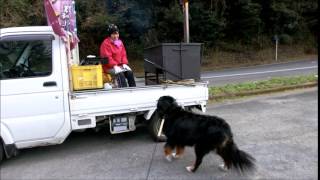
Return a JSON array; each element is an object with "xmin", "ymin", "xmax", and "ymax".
[
  {"xmin": 218, "ymin": 164, "xmax": 229, "ymax": 172},
  {"xmin": 186, "ymin": 166, "xmax": 194, "ymax": 173},
  {"xmin": 165, "ymin": 155, "xmax": 173, "ymax": 162}
]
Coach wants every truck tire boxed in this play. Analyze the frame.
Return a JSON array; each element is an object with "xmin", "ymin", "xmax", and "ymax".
[
  {"xmin": 0, "ymin": 141, "xmax": 4, "ymax": 163},
  {"xmin": 148, "ymin": 111, "xmax": 167, "ymax": 142}
]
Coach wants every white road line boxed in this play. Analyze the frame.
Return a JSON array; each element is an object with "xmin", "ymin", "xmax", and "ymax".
[{"xmin": 201, "ymin": 66, "xmax": 318, "ymax": 79}]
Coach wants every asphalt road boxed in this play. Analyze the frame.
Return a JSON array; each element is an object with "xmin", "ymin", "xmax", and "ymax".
[
  {"xmin": 137, "ymin": 59, "xmax": 318, "ymax": 86},
  {"xmin": 202, "ymin": 59, "xmax": 318, "ymax": 86},
  {"xmin": 1, "ymin": 88, "xmax": 317, "ymax": 180}
]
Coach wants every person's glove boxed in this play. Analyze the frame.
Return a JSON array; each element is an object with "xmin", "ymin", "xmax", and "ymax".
[
  {"xmin": 113, "ymin": 65, "xmax": 122, "ymax": 74},
  {"xmin": 122, "ymin": 64, "xmax": 132, "ymax": 71}
]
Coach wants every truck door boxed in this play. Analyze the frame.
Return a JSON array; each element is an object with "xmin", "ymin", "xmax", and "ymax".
[{"xmin": 0, "ymin": 34, "xmax": 66, "ymax": 142}]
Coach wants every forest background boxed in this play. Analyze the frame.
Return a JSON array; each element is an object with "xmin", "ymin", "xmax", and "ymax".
[{"xmin": 0, "ymin": 0, "xmax": 318, "ymax": 74}]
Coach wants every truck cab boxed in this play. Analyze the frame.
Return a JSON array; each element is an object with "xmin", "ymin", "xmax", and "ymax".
[{"xmin": 0, "ymin": 27, "xmax": 72, "ymax": 157}]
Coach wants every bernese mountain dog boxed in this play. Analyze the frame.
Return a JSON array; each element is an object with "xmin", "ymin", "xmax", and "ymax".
[{"xmin": 156, "ymin": 96, "xmax": 256, "ymax": 173}]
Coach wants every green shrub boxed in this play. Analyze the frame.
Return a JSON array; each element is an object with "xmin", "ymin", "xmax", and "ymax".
[{"xmin": 279, "ymin": 34, "xmax": 293, "ymax": 45}]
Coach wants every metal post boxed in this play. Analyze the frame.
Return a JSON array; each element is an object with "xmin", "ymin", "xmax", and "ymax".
[
  {"xmin": 183, "ymin": 0, "xmax": 190, "ymax": 43},
  {"xmin": 275, "ymin": 39, "xmax": 278, "ymax": 62},
  {"xmin": 274, "ymin": 35, "xmax": 279, "ymax": 62}
]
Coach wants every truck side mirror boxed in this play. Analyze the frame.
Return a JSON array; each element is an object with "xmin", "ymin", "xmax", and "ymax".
[{"xmin": 86, "ymin": 55, "xmax": 96, "ymax": 58}]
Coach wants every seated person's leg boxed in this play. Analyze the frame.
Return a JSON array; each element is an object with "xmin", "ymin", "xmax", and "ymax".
[
  {"xmin": 124, "ymin": 70, "xmax": 136, "ymax": 87},
  {"xmin": 107, "ymin": 68, "xmax": 128, "ymax": 88},
  {"xmin": 115, "ymin": 72, "xmax": 128, "ymax": 87}
]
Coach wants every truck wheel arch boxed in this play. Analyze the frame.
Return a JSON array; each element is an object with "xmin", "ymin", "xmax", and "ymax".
[
  {"xmin": 1, "ymin": 125, "xmax": 18, "ymax": 159},
  {"xmin": 0, "ymin": 124, "xmax": 15, "ymax": 145},
  {"xmin": 0, "ymin": 137, "xmax": 18, "ymax": 160},
  {"xmin": 0, "ymin": 124, "xmax": 14, "ymax": 145}
]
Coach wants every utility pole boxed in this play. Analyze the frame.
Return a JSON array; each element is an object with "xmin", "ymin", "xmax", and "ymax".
[
  {"xmin": 182, "ymin": 0, "xmax": 190, "ymax": 43},
  {"xmin": 274, "ymin": 35, "xmax": 279, "ymax": 62}
]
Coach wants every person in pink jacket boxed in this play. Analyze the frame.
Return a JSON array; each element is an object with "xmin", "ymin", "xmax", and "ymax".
[{"xmin": 100, "ymin": 24, "xmax": 136, "ymax": 87}]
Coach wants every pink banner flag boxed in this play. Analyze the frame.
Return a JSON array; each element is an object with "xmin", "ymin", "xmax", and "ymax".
[
  {"xmin": 44, "ymin": 0, "xmax": 79, "ymax": 50},
  {"xmin": 44, "ymin": 0, "xmax": 66, "ymax": 37},
  {"xmin": 70, "ymin": 32, "xmax": 80, "ymax": 50}
]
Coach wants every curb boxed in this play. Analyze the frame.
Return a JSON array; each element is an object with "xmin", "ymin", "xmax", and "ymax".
[{"xmin": 209, "ymin": 82, "xmax": 318, "ymax": 100}]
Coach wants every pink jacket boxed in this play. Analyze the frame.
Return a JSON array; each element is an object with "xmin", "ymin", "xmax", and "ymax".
[{"xmin": 100, "ymin": 37, "xmax": 128, "ymax": 72}]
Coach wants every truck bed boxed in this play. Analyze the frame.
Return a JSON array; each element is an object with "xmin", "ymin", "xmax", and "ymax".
[{"xmin": 70, "ymin": 82, "xmax": 208, "ymax": 117}]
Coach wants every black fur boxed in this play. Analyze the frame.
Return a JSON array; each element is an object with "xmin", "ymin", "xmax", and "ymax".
[{"xmin": 157, "ymin": 96, "xmax": 256, "ymax": 173}]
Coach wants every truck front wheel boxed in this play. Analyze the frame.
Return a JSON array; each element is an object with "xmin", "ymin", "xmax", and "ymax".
[
  {"xmin": 148, "ymin": 112, "xmax": 167, "ymax": 142},
  {"xmin": 0, "ymin": 140, "xmax": 4, "ymax": 163}
]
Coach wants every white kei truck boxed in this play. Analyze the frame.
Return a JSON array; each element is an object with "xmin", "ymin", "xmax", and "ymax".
[{"xmin": 0, "ymin": 26, "xmax": 208, "ymax": 163}]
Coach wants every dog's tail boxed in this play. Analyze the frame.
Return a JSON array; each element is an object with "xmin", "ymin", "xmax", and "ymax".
[{"xmin": 218, "ymin": 139, "xmax": 256, "ymax": 173}]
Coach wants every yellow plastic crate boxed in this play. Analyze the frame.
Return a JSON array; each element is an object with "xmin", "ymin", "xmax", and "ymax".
[{"xmin": 71, "ymin": 65, "xmax": 103, "ymax": 90}]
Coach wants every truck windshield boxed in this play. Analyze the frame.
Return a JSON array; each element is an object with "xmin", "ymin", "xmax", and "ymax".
[{"xmin": 0, "ymin": 40, "xmax": 52, "ymax": 80}]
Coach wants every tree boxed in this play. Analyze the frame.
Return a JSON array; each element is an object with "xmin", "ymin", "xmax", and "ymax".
[
  {"xmin": 189, "ymin": 0, "xmax": 226, "ymax": 46},
  {"xmin": 152, "ymin": 0, "xmax": 184, "ymax": 43},
  {"xmin": 0, "ymin": 0, "xmax": 316, "ymax": 59},
  {"xmin": 0, "ymin": 0, "xmax": 46, "ymax": 28},
  {"xmin": 224, "ymin": 0, "xmax": 262, "ymax": 44}
]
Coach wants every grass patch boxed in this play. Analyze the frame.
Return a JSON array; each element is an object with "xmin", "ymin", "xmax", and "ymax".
[{"xmin": 209, "ymin": 74, "xmax": 318, "ymax": 101}]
